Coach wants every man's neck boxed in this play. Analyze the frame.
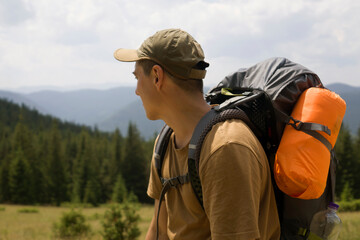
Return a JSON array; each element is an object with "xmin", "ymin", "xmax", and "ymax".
[{"xmin": 162, "ymin": 95, "xmax": 211, "ymax": 149}]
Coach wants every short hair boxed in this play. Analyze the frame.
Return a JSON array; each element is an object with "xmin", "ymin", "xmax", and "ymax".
[{"xmin": 137, "ymin": 59, "xmax": 204, "ymax": 93}]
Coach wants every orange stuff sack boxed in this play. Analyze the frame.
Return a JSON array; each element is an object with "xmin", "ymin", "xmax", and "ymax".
[{"xmin": 274, "ymin": 87, "xmax": 346, "ymax": 199}]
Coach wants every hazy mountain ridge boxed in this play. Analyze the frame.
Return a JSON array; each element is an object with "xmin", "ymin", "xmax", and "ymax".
[
  {"xmin": 0, "ymin": 90, "xmax": 49, "ymax": 114},
  {"xmin": 99, "ymin": 100, "xmax": 164, "ymax": 138},
  {"xmin": 0, "ymin": 83, "xmax": 359, "ymax": 138},
  {"xmin": 326, "ymin": 84, "xmax": 360, "ymax": 133},
  {"xmin": 25, "ymin": 87, "xmax": 138, "ymax": 126},
  {"xmin": 326, "ymin": 83, "xmax": 360, "ymax": 94},
  {"xmin": 0, "ymin": 87, "xmax": 161, "ymax": 138}
]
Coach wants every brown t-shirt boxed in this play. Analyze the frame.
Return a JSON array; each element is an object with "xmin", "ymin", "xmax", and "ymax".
[{"xmin": 147, "ymin": 119, "xmax": 280, "ymax": 240}]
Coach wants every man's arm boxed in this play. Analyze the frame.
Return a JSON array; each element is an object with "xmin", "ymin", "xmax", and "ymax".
[
  {"xmin": 145, "ymin": 199, "xmax": 169, "ymax": 240},
  {"xmin": 201, "ymin": 143, "xmax": 263, "ymax": 240}
]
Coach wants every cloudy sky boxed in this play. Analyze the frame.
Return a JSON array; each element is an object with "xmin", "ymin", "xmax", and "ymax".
[{"xmin": 0, "ymin": 0, "xmax": 359, "ymax": 92}]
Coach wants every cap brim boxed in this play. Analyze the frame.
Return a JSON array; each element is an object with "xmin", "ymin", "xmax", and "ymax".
[{"xmin": 114, "ymin": 48, "xmax": 140, "ymax": 62}]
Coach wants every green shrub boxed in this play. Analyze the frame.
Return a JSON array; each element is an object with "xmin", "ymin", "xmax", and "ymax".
[
  {"xmin": 101, "ymin": 202, "xmax": 141, "ymax": 240},
  {"xmin": 338, "ymin": 199, "xmax": 360, "ymax": 212},
  {"xmin": 112, "ymin": 174, "xmax": 127, "ymax": 203},
  {"xmin": 87, "ymin": 212, "xmax": 100, "ymax": 221},
  {"xmin": 60, "ymin": 202, "xmax": 94, "ymax": 208},
  {"xmin": 340, "ymin": 182, "xmax": 354, "ymax": 202},
  {"xmin": 0, "ymin": 207, "xmax": 5, "ymax": 211},
  {"xmin": 18, "ymin": 208, "xmax": 39, "ymax": 213},
  {"xmin": 52, "ymin": 209, "xmax": 92, "ymax": 239}
]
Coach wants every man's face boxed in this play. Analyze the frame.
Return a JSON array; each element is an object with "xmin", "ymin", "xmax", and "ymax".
[{"xmin": 133, "ymin": 62, "xmax": 159, "ymax": 120}]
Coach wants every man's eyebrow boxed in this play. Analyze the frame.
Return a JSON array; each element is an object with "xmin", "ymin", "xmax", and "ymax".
[{"xmin": 132, "ymin": 71, "xmax": 136, "ymax": 76}]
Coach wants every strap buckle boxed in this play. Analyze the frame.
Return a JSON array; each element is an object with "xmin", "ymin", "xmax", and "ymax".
[
  {"xmin": 161, "ymin": 174, "xmax": 190, "ymax": 188},
  {"xmin": 288, "ymin": 116, "xmax": 303, "ymax": 130},
  {"xmin": 168, "ymin": 177, "xmax": 182, "ymax": 187}
]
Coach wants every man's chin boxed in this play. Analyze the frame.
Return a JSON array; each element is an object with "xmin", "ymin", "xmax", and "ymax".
[{"xmin": 145, "ymin": 113, "xmax": 159, "ymax": 121}]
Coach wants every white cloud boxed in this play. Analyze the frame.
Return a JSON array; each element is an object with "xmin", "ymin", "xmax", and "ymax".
[
  {"xmin": 0, "ymin": 0, "xmax": 34, "ymax": 26},
  {"xmin": 0, "ymin": 0, "xmax": 359, "ymax": 91}
]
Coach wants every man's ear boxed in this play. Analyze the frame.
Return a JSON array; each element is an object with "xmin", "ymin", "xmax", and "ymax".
[{"xmin": 152, "ymin": 65, "xmax": 164, "ymax": 90}]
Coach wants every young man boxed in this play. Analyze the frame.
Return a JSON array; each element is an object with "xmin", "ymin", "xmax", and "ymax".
[{"xmin": 114, "ymin": 29, "xmax": 280, "ymax": 240}]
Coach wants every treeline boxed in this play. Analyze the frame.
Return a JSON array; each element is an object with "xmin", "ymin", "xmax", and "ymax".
[
  {"xmin": 334, "ymin": 124, "xmax": 360, "ymax": 200},
  {"xmin": 0, "ymin": 98, "xmax": 155, "ymax": 205},
  {"xmin": 0, "ymin": 97, "xmax": 359, "ymax": 206}
]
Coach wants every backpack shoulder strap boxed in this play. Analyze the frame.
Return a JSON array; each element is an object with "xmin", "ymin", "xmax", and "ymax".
[
  {"xmin": 188, "ymin": 107, "xmax": 256, "ymax": 206},
  {"xmin": 154, "ymin": 124, "xmax": 173, "ymax": 180},
  {"xmin": 154, "ymin": 124, "xmax": 190, "ymax": 240},
  {"xmin": 154, "ymin": 124, "xmax": 191, "ymax": 186}
]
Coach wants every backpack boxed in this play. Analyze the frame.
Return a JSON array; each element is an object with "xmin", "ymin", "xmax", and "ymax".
[{"xmin": 153, "ymin": 57, "xmax": 346, "ymax": 240}]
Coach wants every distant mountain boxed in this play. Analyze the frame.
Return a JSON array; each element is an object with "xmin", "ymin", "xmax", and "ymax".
[
  {"xmin": 99, "ymin": 99, "xmax": 164, "ymax": 138},
  {"xmin": 0, "ymin": 97, "xmax": 90, "ymax": 134},
  {"xmin": 0, "ymin": 87, "xmax": 159, "ymax": 138},
  {"xmin": 25, "ymin": 87, "xmax": 138, "ymax": 125},
  {"xmin": 1, "ymin": 83, "xmax": 359, "ymax": 138},
  {"xmin": 0, "ymin": 90, "xmax": 48, "ymax": 113},
  {"xmin": 327, "ymin": 84, "xmax": 360, "ymax": 135},
  {"xmin": 326, "ymin": 83, "xmax": 360, "ymax": 94}
]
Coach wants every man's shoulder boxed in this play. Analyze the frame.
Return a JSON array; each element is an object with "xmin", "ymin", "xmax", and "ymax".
[
  {"xmin": 200, "ymin": 119, "xmax": 266, "ymax": 161},
  {"xmin": 207, "ymin": 119, "xmax": 258, "ymax": 145}
]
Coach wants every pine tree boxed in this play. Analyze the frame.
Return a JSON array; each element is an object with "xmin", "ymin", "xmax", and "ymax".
[
  {"xmin": 112, "ymin": 174, "xmax": 128, "ymax": 203},
  {"xmin": 334, "ymin": 125, "xmax": 356, "ymax": 198},
  {"xmin": 144, "ymin": 134, "xmax": 157, "ymax": 177},
  {"xmin": 8, "ymin": 149, "xmax": 32, "ymax": 204},
  {"xmin": 13, "ymin": 111, "xmax": 36, "ymax": 161},
  {"xmin": 84, "ymin": 178, "xmax": 101, "ymax": 206},
  {"xmin": 72, "ymin": 130, "xmax": 90, "ymax": 203},
  {"xmin": 0, "ymin": 126, "xmax": 11, "ymax": 163},
  {"xmin": 47, "ymin": 120, "xmax": 67, "ymax": 205},
  {"xmin": 352, "ymin": 127, "xmax": 360, "ymax": 198},
  {"xmin": 96, "ymin": 129, "xmax": 123, "ymax": 204},
  {"xmin": 99, "ymin": 156, "xmax": 113, "ymax": 203},
  {"xmin": 111, "ymin": 129, "xmax": 123, "ymax": 184},
  {"xmin": 0, "ymin": 127, "xmax": 11, "ymax": 202},
  {"xmin": 83, "ymin": 152, "xmax": 101, "ymax": 206},
  {"xmin": 35, "ymin": 129, "xmax": 51, "ymax": 203},
  {"xmin": 64, "ymin": 131, "xmax": 78, "ymax": 200},
  {"xmin": 72, "ymin": 129, "xmax": 101, "ymax": 205},
  {"xmin": 0, "ymin": 160, "xmax": 10, "ymax": 202},
  {"xmin": 340, "ymin": 181, "xmax": 354, "ymax": 201},
  {"xmin": 122, "ymin": 123, "xmax": 148, "ymax": 203},
  {"xmin": 95, "ymin": 131, "xmax": 112, "ymax": 203},
  {"xmin": 11, "ymin": 117, "xmax": 35, "ymax": 203}
]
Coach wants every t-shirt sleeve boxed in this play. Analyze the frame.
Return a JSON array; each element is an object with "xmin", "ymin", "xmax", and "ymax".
[
  {"xmin": 200, "ymin": 142, "xmax": 263, "ymax": 240},
  {"xmin": 147, "ymin": 152, "xmax": 163, "ymax": 200}
]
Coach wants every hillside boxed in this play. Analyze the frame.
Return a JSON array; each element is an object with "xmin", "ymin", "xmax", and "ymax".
[
  {"xmin": 0, "ymin": 98, "xmax": 153, "ymax": 205},
  {"xmin": 99, "ymin": 99, "xmax": 164, "ymax": 138},
  {"xmin": 0, "ymin": 90, "xmax": 48, "ymax": 114},
  {"xmin": 326, "ymin": 83, "xmax": 360, "ymax": 94},
  {"xmin": 0, "ymin": 97, "xmax": 90, "ymax": 134},
  {"xmin": 25, "ymin": 87, "xmax": 138, "ymax": 125},
  {"xmin": 326, "ymin": 84, "xmax": 360, "ymax": 133},
  {"xmin": 0, "ymin": 83, "xmax": 359, "ymax": 137}
]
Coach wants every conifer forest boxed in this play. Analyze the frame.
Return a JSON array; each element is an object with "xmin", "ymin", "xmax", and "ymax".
[
  {"xmin": 0, "ymin": 99, "xmax": 154, "ymax": 205},
  {"xmin": 0, "ymin": 98, "xmax": 359, "ymax": 206}
]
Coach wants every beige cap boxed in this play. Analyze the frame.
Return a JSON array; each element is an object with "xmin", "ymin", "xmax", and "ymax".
[{"xmin": 114, "ymin": 29, "xmax": 209, "ymax": 80}]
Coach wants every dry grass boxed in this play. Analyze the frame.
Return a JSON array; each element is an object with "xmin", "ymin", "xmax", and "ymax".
[
  {"xmin": 338, "ymin": 211, "xmax": 360, "ymax": 240},
  {"xmin": 0, "ymin": 204, "xmax": 358, "ymax": 239},
  {"xmin": 0, "ymin": 204, "xmax": 153, "ymax": 240}
]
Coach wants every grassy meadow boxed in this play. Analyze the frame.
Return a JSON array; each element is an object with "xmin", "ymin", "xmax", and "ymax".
[
  {"xmin": 0, "ymin": 204, "xmax": 359, "ymax": 239},
  {"xmin": 0, "ymin": 204, "xmax": 153, "ymax": 240},
  {"xmin": 338, "ymin": 211, "xmax": 360, "ymax": 240}
]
